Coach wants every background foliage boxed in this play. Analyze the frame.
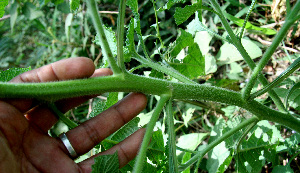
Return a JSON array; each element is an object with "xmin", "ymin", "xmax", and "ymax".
[{"xmin": 1, "ymin": 0, "xmax": 300, "ymax": 172}]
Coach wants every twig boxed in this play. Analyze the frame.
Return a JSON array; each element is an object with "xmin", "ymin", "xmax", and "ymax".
[
  {"xmin": 0, "ymin": 15, "xmax": 10, "ymax": 21},
  {"xmin": 256, "ymin": 37, "xmax": 300, "ymax": 53}
]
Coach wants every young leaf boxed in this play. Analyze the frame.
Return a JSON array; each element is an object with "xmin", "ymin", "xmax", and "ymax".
[
  {"xmin": 88, "ymin": 100, "xmax": 106, "ymax": 118},
  {"xmin": 146, "ymin": 130, "xmax": 165, "ymax": 165},
  {"xmin": 69, "ymin": 0, "xmax": 80, "ymax": 13},
  {"xmin": 174, "ymin": 3, "xmax": 201, "ymax": 25},
  {"xmin": 217, "ymin": 38, "xmax": 262, "ymax": 65},
  {"xmin": 285, "ymin": 82, "xmax": 300, "ymax": 109},
  {"xmin": 0, "ymin": 0, "xmax": 9, "ymax": 18},
  {"xmin": 171, "ymin": 43, "xmax": 205, "ymax": 79},
  {"xmin": 170, "ymin": 29, "xmax": 194, "ymax": 57},
  {"xmin": 91, "ymin": 151, "xmax": 119, "ymax": 173},
  {"xmin": 9, "ymin": 1, "xmax": 18, "ymax": 33},
  {"xmin": 105, "ymin": 92, "xmax": 119, "ymax": 109},
  {"xmin": 0, "ymin": 67, "xmax": 31, "ymax": 82},
  {"xmin": 94, "ymin": 26, "xmax": 117, "ymax": 65},
  {"xmin": 102, "ymin": 117, "xmax": 140, "ymax": 150}
]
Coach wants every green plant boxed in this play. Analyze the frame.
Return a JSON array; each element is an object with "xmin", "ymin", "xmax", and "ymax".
[{"xmin": 1, "ymin": 0, "xmax": 300, "ymax": 172}]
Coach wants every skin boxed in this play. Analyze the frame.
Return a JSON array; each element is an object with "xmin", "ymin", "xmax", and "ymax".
[{"xmin": 0, "ymin": 57, "xmax": 147, "ymax": 173}]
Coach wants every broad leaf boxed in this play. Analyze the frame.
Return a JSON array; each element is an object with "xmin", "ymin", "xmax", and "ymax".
[
  {"xmin": 217, "ymin": 38, "xmax": 262, "ymax": 65},
  {"xmin": 171, "ymin": 43, "xmax": 205, "ymax": 79},
  {"xmin": 91, "ymin": 151, "xmax": 119, "ymax": 173},
  {"xmin": 177, "ymin": 133, "xmax": 208, "ymax": 155},
  {"xmin": 146, "ymin": 130, "xmax": 165, "ymax": 164},
  {"xmin": 94, "ymin": 26, "xmax": 117, "ymax": 66},
  {"xmin": 0, "ymin": 67, "xmax": 31, "ymax": 82},
  {"xmin": 23, "ymin": 2, "xmax": 44, "ymax": 20},
  {"xmin": 174, "ymin": 3, "xmax": 201, "ymax": 25},
  {"xmin": 170, "ymin": 29, "xmax": 194, "ymax": 57}
]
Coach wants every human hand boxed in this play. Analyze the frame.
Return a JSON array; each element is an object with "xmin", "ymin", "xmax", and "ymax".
[{"xmin": 0, "ymin": 57, "xmax": 147, "ymax": 173}]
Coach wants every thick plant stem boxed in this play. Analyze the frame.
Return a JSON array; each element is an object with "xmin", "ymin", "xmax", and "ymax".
[
  {"xmin": 116, "ymin": 0, "xmax": 126, "ymax": 72},
  {"xmin": 133, "ymin": 95, "xmax": 170, "ymax": 173},
  {"xmin": 0, "ymin": 73, "xmax": 300, "ymax": 132},
  {"xmin": 243, "ymin": 0, "xmax": 300, "ymax": 100},
  {"xmin": 86, "ymin": 0, "xmax": 122, "ymax": 74},
  {"xmin": 166, "ymin": 99, "xmax": 179, "ymax": 173},
  {"xmin": 179, "ymin": 116, "xmax": 259, "ymax": 172},
  {"xmin": 209, "ymin": 0, "xmax": 286, "ymax": 112}
]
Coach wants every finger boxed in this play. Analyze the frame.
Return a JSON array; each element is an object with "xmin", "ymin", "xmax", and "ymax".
[
  {"xmin": 78, "ymin": 129, "xmax": 146, "ymax": 171},
  {"xmin": 59, "ymin": 93, "xmax": 147, "ymax": 156},
  {"xmin": 6, "ymin": 57, "xmax": 96, "ymax": 112},
  {"xmin": 25, "ymin": 68, "xmax": 113, "ymax": 133}
]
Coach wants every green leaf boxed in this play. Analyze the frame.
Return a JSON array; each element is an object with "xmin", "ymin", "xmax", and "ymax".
[
  {"xmin": 23, "ymin": 2, "xmax": 44, "ymax": 20},
  {"xmin": 88, "ymin": 100, "xmax": 106, "ymax": 118},
  {"xmin": 105, "ymin": 92, "xmax": 119, "ymax": 109},
  {"xmin": 0, "ymin": 67, "xmax": 31, "ymax": 82},
  {"xmin": 69, "ymin": 0, "xmax": 80, "ymax": 13},
  {"xmin": 177, "ymin": 133, "xmax": 208, "ymax": 154},
  {"xmin": 146, "ymin": 130, "xmax": 165, "ymax": 164},
  {"xmin": 235, "ymin": 120, "xmax": 283, "ymax": 173},
  {"xmin": 170, "ymin": 29, "xmax": 194, "ymax": 57},
  {"xmin": 51, "ymin": 0, "xmax": 64, "ymax": 5},
  {"xmin": 171, "ymin": 43, "xmax": 205, "ymax": 79},
  {"xmin": 9, "ymin": 1, "xmax": 18, "ymax": 33},
  {"xmin": 272, "ymin": 165, "xmax": 294, "ymax": 173},
  {"xmin": 285, "ymin": 82, "xmax": 300, "ymax": 109},
  {"xmin": 38, "ymin": 0, "xmax": 50, "ymax": 7},
  {"xmin": 102, "ymin": 117, "xmax": 140, "ymax": 150},
  {"xmin": 124, "ymin": 18, "xmax": 135, "ymax": 62},
  {"xmin": 91, "ymin": 151, "xmax": 119, "ymax": 173},
  {"xmin": 207, "ymin": 141, "xmax": 231, "ymax": 173},
  {"xmin": 174, "ymin": 3, "xmax": 201, "ymax": 25},
  {"xmin": 224, "ymin": 13, "xmax": 277, "ymax": 35},
  {"xmin": 217, "ymin": 38, "xmax": 262, "ymax": 65},
  {"xmin": 0, "ymin": 0, "xmax": 9, "ymax": 18},
  {"xmin": 94, "ymin": 26, "xmax": 117, "ymax": 65},
  {"xmin": 65, "ymin": 13, "xmax": 73, "ymax": 42}
]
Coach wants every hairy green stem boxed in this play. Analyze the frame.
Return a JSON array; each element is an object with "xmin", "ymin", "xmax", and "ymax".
[
  {"xmin": 243, "ymin": 0, "xmax": 300, "ymax": 100},
  {"xmin": 209, "ymin": 0, "xmax": 286, "ymax": 112},
  {"xmin": 239, "ymin": 0, "xmax": 257, "ymax": 39},
  {"xmin": 249, "ymin": 57, "xmax": 300, "ymax": 100},
  {"xmin": 86, "ymin": 0, "xmax": 122, "ymax": 74},
  {"xmin": 116, "ymin": 0, "xmax": 126, "ymax": 71},
  {"xmin": 166, "ymin": 99, "xmax": 179, "ymax": 173},
  {"xmin": 48, "ymin": 103, "xmax": 78, "ymax": 129},
  {"xmin": 0, "ymin": 73, "xmax": 299, "ymax": 132},
  {"xmin": 133, "ymin": 95, "xmax": 170, "ymax": 173},
  {"xmin": 152, "ymin": 1, "xmax": 165, "ymax": 48},
  {"xmin": 179, "ymin": 116, "xmax": 259, "ymax": 172}
]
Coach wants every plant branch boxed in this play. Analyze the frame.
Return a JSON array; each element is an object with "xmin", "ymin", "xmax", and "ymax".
[
  {"xmin": 243, "ymin": 0, "xmax": 300, "ymax": 100},
  {"xmin": 1, "ymin": 73, "xmax": 300, "ymax": 132},
  {"xmin": 86, "ymin": 0, "xmax": 122, "ymax": 74},
  {"xmin": 166, "ymin": 99, "xmax": 179, "ymax": 173},
  {"xmin": 209, "ymin": 0, "xmax": 286, "ymax": 112},
  {"xmin": 116, "ymin": 0, "xmax": 126, "ymax": 72},
  {"xmin": 178, "ymin": 116, "xmax": 259, "ymax": 172},
  {"xmin": 133, "ymin": 95, "xmax": 170, "ymax": 172},
  {"xmin": 48, "ymin": 103, "xmax": 78, "ymax": 129}
]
